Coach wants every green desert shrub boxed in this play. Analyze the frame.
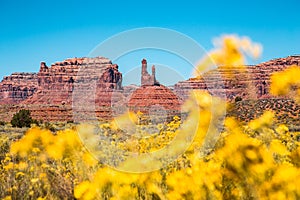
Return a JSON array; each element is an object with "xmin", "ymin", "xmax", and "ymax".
[{"xmin": 11, "ymin": 109, "xmax": 33, "ymax": 128}]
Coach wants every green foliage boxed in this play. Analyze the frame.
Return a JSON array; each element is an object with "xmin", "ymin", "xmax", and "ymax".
[{"xmin": 11, "ymin": 109, "xmax": 33, "ymax": 128}]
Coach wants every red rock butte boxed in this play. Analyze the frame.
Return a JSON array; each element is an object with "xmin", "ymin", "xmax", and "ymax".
[
  {"xmin": 0, "ymin": 55, "xmax": 300, "ymax": 122},
  {"xmin": 0, "ymin": 57, "xmax": 122, "ymax": 122},
  {"xmin": 128, "ymin": 59, "xmax": 182, "ymax": 119}
]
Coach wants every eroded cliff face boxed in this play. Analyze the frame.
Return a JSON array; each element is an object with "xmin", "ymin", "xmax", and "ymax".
[
  {"xmin": 174, "ymin": 55, "xmax": 300, "ymax": 100},
  {"xmin": 0, "ymin": 57, "xmax": 122, "ymax": 122},
  {"xmin": 0, "ymin": 73, "xmax": 38, "ymax": 105},
  {"xmin": 0, "ymin": 55, "xmax": 299, "ymax": 123}
]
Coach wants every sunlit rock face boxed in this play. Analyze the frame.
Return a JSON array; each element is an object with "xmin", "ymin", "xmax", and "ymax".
[
  {"xmin": 0, "ymin": 57, "xmax": 122, "ymax": 122},
  {"xmin": 174, "ymin": 55, "xmax": 300, "ymax": 100},
  {"xmin": 0, "ymin": 73, "xmax": 38, "ymax": 105}
]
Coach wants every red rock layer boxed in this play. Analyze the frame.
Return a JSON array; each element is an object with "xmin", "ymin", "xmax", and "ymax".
[
  {"xmin": 0, "ymin": 73, "xmax": 38, "ymax": 105},
  {"xmin": 128, "ymin": 85, "xmax": 182, "ymax": 118},
  {"xmin": 174, "ymin": 55, "xmax": 300, "ymax": 100},
  {"xmin": 0, "ymin": 57, "xmax": 122, "ymax": 122}
]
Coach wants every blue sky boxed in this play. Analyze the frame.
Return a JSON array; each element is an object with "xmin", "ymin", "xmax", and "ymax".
[{"xmin": 1, "ymin": 0, "xmax": 299, "ymax": 85}]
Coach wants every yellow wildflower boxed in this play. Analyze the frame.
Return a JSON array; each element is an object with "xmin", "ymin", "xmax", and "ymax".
[
  {"xmin": 16, "ymin": 172, "xmax": 25, "ymax": 178},
  {"xmin": 195, "ymin": 34, "xmax": 262, "ymax": 74},
  {"xmin": 82, "ymin": 152, "xmax": 98, "ymax": 167},
  {"xmin": 248, "ymin": 111, "xmax": 274, "ymax": 130},
  {"xmin": 270, "ymin": 65, "xmax": 300, "ymax": 97},
  {"xmin": 4, "ymin": 162, "xmax": 14, "ymax": 170},
  {"xmin": 74, "ymin": 181, "xmax": 92, "ymax": 199},
  {"xmin": 270, "ymin": 140, "xmax": 290, "ymax": 156},
  {"xmin": 2, "ymin": 196, "xmax": 12, "ymax": 200},
  {"xmin": 31, "ymin": 178, "xmax": 39, "ymax": 183}
]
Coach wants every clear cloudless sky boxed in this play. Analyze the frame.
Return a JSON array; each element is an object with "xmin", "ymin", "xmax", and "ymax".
[{"xmin": 1, "ymin": 0, "xmax": 300, "ymax": 84}]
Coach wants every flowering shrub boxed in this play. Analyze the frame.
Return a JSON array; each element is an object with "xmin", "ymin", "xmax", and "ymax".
[
  {"xmin": 1, "ymin": 35, "xmax": 300, "ymax": 199},
  {"xmin": 1, "ymin": 106, "xmax": 300, "ymax": 199}
]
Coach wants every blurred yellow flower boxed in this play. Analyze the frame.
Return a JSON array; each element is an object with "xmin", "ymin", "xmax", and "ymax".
[
  {"xmin": 270, "ymin": 65, "xmax": 300, "ymax": 102},
  {"xmin": 270, "ymin": 140, "xmax": 290, "ymax": 156},
  {"xmin": 74, "ymin": 181, "xmax": 91, "ymax": 199},
  {"xmin": 82, "ymin": 152, "xmax": 98, "ymax": 167},
  {"xmin": 248, "ymin": 111, "xmax": 274, "ymax": 130},
  {"xmin": 31, "ymin": 178, "xmax": 39, "ymax": 183},
  {"xmin": 16, "ymin": 172, "xmax": 25, "ymax": 178},
  {"xmin": 195, "ymin": 34, "xmax": 262, "ymax": 75}
]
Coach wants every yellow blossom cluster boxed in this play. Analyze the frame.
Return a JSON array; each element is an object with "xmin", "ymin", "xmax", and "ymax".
[
  {"xmin": 270, "ymin": 65, "xmax": 300, "ymax": 103},
  {"xmin": 1, "ymin": 89, "xmax": 299, "ymax": 199},
  {"xmin": 195, "ymin": 34, "xmax": 262, "ymax": 75},
  {"xmin": 0, "ymin": 127, "xmax": 99, "ymax": 199}
]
